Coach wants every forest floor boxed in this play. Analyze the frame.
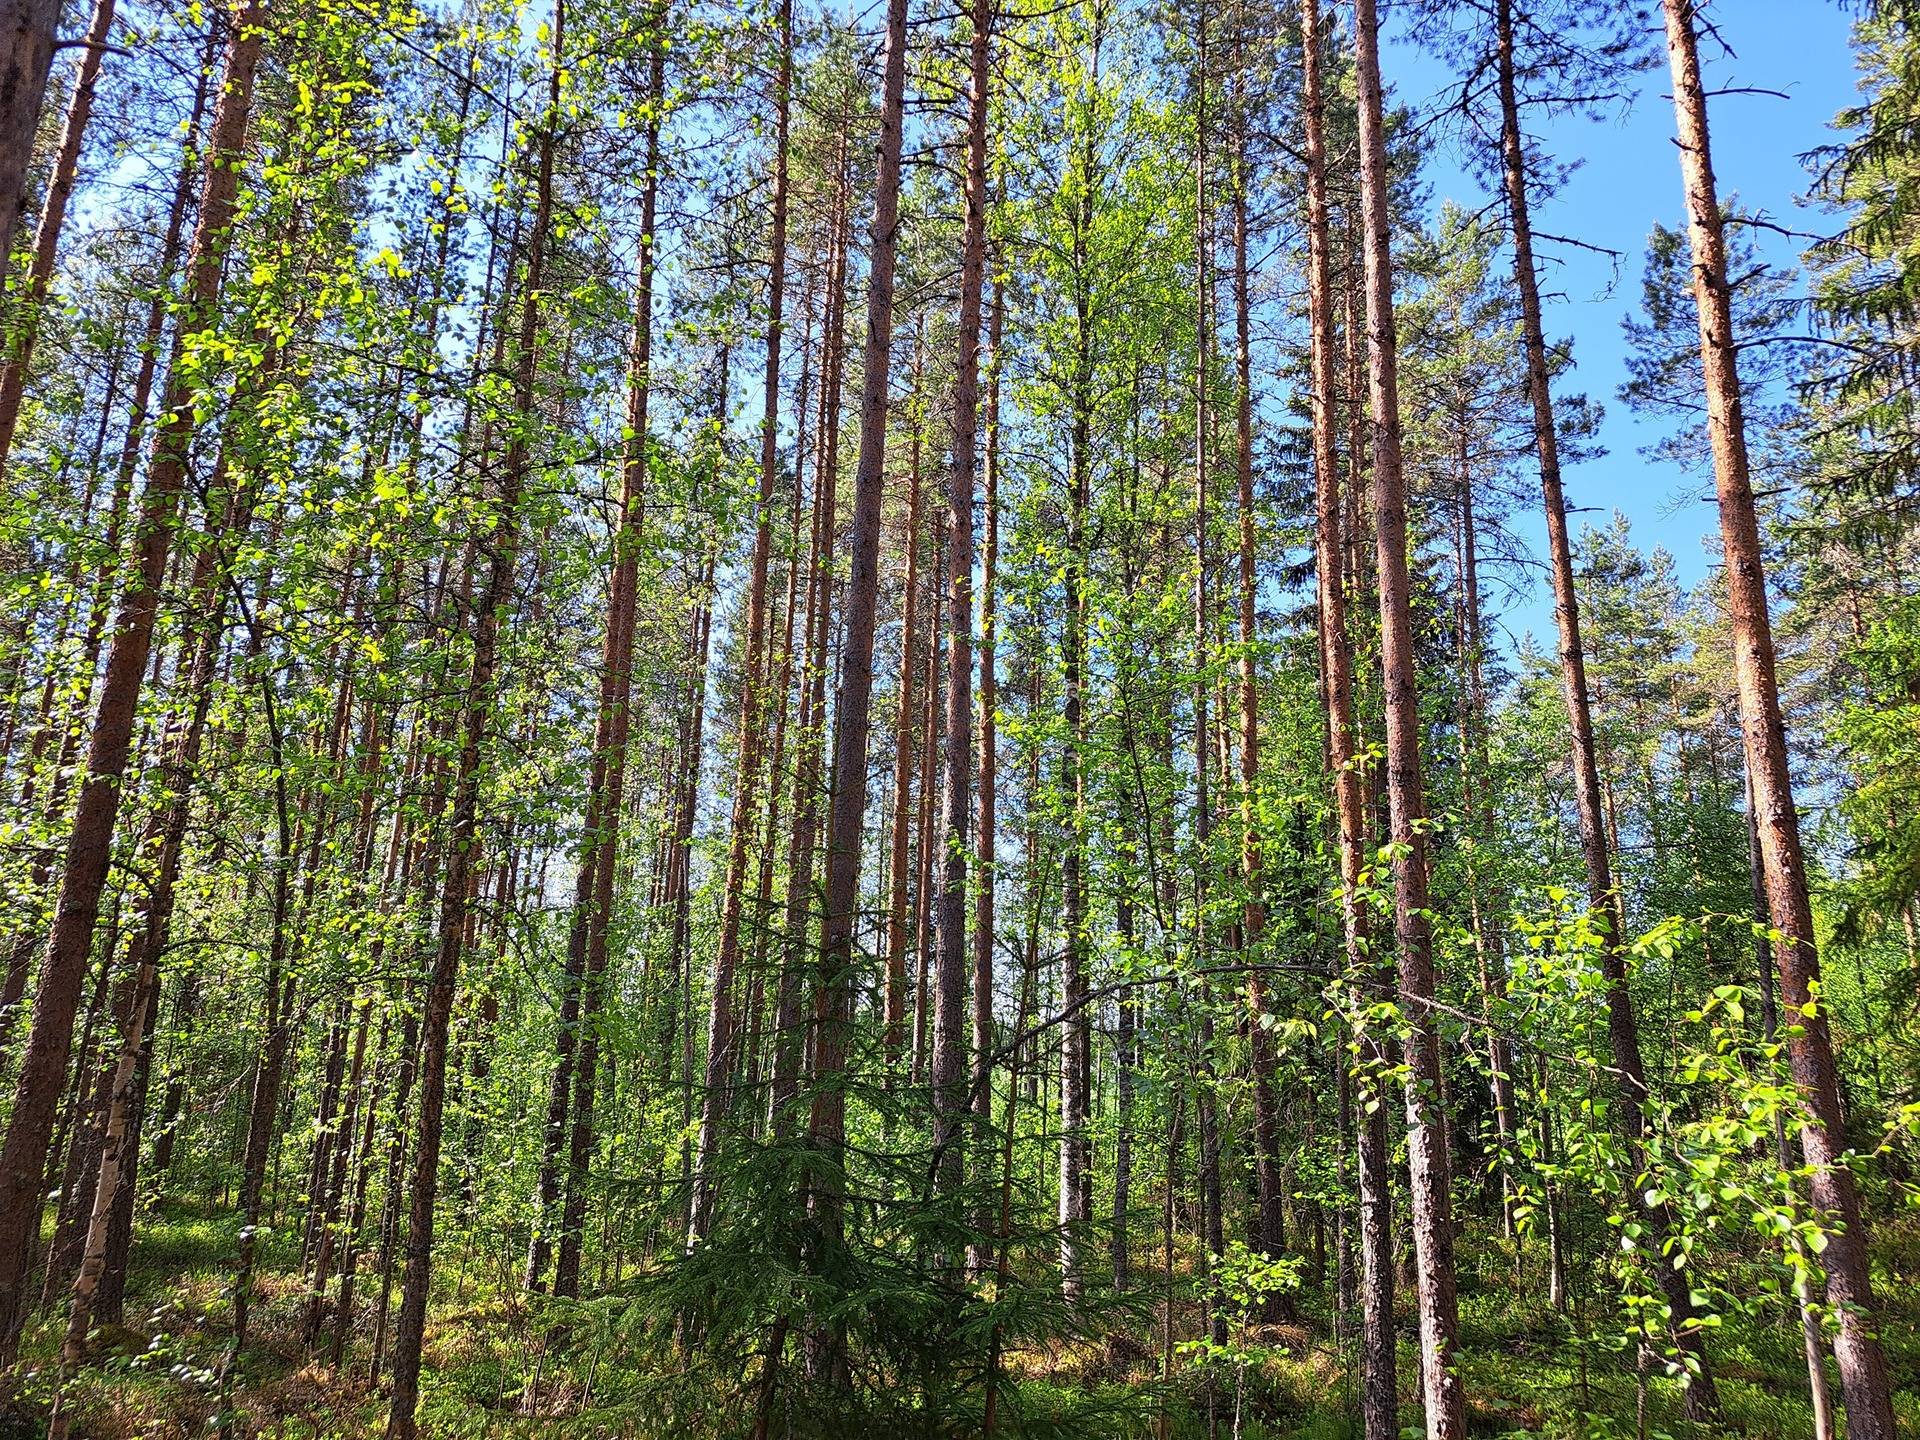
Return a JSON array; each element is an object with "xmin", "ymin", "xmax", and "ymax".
[{"xmin": 2, "ymin": 1196, "xmax": 1917, "ymax": 1438}]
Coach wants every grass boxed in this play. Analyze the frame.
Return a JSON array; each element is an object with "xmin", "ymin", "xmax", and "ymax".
[{"xmin": 2, "ymin": 1198, "xmax": 1915, "ymax": 1438}]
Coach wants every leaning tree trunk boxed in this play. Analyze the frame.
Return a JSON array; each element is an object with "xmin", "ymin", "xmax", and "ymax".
[
  {"xmin": 1661, "ymin": 3, "xmax": 1894, "ymax": 1433},
  {"xmin": 0, "ymin": 0, "xmax": 268, "ymax": 1358},
  {"xmin": 0, "ymin": 0, "xmax": 119, "ymax": 475},
  {"xmin": 1492, "ymin": 0, "xmax": 1719, "ymax": 1410},
  {"xmin": 56, "ymin": 458, "xmax": 264, "ymax": 1372}
]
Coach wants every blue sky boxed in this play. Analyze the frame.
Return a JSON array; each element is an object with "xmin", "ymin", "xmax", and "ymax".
[{"xmin": 1381, "ymin": 0, "xmax": 1863, "ymax": 651}]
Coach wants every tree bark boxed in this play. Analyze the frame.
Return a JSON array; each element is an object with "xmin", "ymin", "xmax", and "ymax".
[
  {"xmin": 552, "ymin": 7, "xmax": 665, "ymax": 1295},
  {"xmin": 0, "ymin": 0, "xmax": 63, "ymax": 296},
  {"xmin": 0, "ymin": 0, "xmax": 267, "ymax": 1357},
  {"xmin": 967, "ymin": 273, "xmax": 1003, "ymax": 1273},
  {"xmin": 383, "ymin": 2, "xmax": 559, "ymax": 1425},
  {"xmin": 930, "ymin": 0, "xmax": 987, "ymax": 1217},
  {"xmin": 1301, "ymin": 6, "xmax": 1394, "ymax": 1429},
  {"xmin": 768, "ymin": 145, "xmax": 848, "ymax": 1130},
  {"xmin": 0, "ymin": 0, "xmax": 117, "ymax": 474},
  {"xmin": 805, "ymin": 0, "xmax": 908, "ymax": 1371},
  {"xmin": 884, "ymin": 418, "xmax": 924, "ymax": 1072},
  {"xmin": 1353, "ymin": 0, "xmax": 1466, "ymax": 1432},
  {"xmin": 1661, "ymin": 4, "xmax": 1893, "ymax": 1433},
  {"xmin": 1491, "ymin": 2, "xmax": 1719, "ymax": 1408},
  {"xmin": 1189, "ymin": 0, "xmax": 1225, "ymax": 1354},
  {"xmin": 1230, "ymin": 97, "xmax": 1286, "ymax": 1277},
  {"xmin": 690, "ymin": 0, "xmax": 789, "ymax": 1239},
  {"xmin": 56, "ymin": 458, "xmax": 262, "ymax": 1370},
  {"xmin": 1450, "ymin": 445, "xmax": 1519, "ymax": 1234}
]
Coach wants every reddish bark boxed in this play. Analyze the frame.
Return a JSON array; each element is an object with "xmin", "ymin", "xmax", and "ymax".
[
  {"xmin": 1662, "ymin": 4, "xmax": 1894, "ymax": 1432},
  {"xmin": 806, "ymin": 0, "xmax": 909, "ymax": 1312},
  {"xmin": 0, "ymin": 0, "xmax": 268, "ymax": 1357},
  {"xmin": 1353, "ymin": 0, "xmax": 1466, "ymax": 1431}
]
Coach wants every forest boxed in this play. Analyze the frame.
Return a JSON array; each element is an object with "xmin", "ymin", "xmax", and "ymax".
[{"xmin": 0, "ymin": 0, "xmax": 1915, "ymax": 1432}]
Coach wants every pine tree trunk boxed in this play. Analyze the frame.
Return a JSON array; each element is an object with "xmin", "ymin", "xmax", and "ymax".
[
  {"xmin": 805, "ymin": 0, "xmax": 908, "ymax": 1372},
  {"xmin": 0, "ymin": 0, "xmax": 267, "ymax": 1357},
  {"xmin": 1660, "ymin": 4, "xmax": 1893, "ymax": 1432},
  {"xmin": 1489, "ymin": 0, "xmax": 1720, "ymax": 1407},
  {"xmin": 1300, "ymin": 6, "xmax": 1393, "ymax": 1427},
  {"xmin": 1451, "ymin": 447, "xmax": 1519, "ymax": 1234},
  {"xmin": 1188, "ymin": 0, "xmax": 1225, "ymax": 1355},
  {"xmin": 0, "ymin": 0, "xmax": 62, "ymax": 293},
  {"xmin": 967, "ymin": 273, "xmax": 1003, "ymax": 1273},
  {"xmin": 1745, "ymin": 773, "xmax": 1836, "ymax": 1440},
  {"xmin": 1353, "ymin": 0, "xmax": 1465, "ymax": 1432},
  {"xmin": 226, "ymin": 681, "xmax": 300, "ymax": 1362},
  {"xmin": 57, "ymin": 462, "xmax": 261, "ymax": 1368},
  {"xmin": 553, "ymin": 14, "xmax": 665, "ymax": 1294},
  {"xmin": 0, "ymin": 0, "xmax": 116, "ymax": 473},
  {"xmin": 1058, "ymin": 175, "xmax": 1095, "ymax": 1303},
  {"xmin": 690, "ymin": 0, "xmax": 788, "ymax": 1236},
  {"xmin": 1111, "ymin": 889, "xmax": 1135, "ymax": 1293},
  {"xmin": 1231, "ymin": 103, "xmax": 1286, "ymax": 1280},
  {"xmin": 930, "ymin": 0, "xmax": 987, "ymax": 1217},
  {"xmin": 769, "ymin": 151, "xmax": 848, "ymax": 1128},
  {"xmin": 910, "ymin": 533, "xmax": 941, "ymax": 1086},
  {"xmin": 383, "ymin": 5, "xmax": 560, "ymax": 1425},
  {"xmin": 885, "ymin": 431, "xmax": 924, "ymax": 1073}
]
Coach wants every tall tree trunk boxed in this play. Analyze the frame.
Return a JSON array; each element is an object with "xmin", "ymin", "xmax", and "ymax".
[
  {"xmin": 0, "ymin": 0, "xmax": 62, "ymax": 295},
  {"xmin": 1188, "ymin": 0, "xmax": 1225, "ymax": 1354},
  {"xmin": 667, "ymin": 527, "xmax": 719, "ymax": 1234},
  {"xmin": 56, "ymin": 460, "xmax": 262, "ymax": 1371},
  {"xmin": 741, "ymin": 276, "xmax": 813, "ymax": 1131},
  {"xmin": 553, "ymin": 8, "xmax": 666, "ymax": 1295},
  {"xmin": 884, "ymin": 421, "xmax": 924, "ymax": 1073},
  {"xmin": 1661, "ymin": 4, "xmax": 1893, "ymax": 1432},
  {"xmin": 931, "ymin": 0, "xmax": 987, "ymax": 1216},
  {"xmin": 1230, "ymin": 97, "xmax": 1286, "ymax": 1278},
  {"xmin": 689, "ymin": 0, "xmax": 788, "ymax": 1239},
  {"xmin": 1744, "ymin": 773, "xmax": 1836, "ymax": 1440},
  {"xmin": 1111, "ymin": 884, "xmax": 1136, "ymax": 1294},
  {"xmin": 1301, "ymin": 19, "xmax": 1384, "ymax": 1402},
  {"xmin": 0, "ymin": 0, "xmax": 117, "ymax": 474},
  {"xmin": 0, "ymin": 0, "xmax": 267, "ymax": 1357},
  {"xmin": 911, "ymin": 532, "xmax": 941, "ymax": 1087},
  {"xmin": 768, "ymin": 147, "xmax": 848, "ymax": 1129},
  {"xmin": 1352, "ymin": 1, "xmax": 1465, "ymax": 1434},
  {"xmin": 1057, "ymin": 44, "xmax": 1099, "ymax": 1291},
  {"xmin": 1490, "ymin": 0, "xmax": 1720, "ymax": 1408},
  {"xmin": 967, "ymin": 273, "xmax": 1003, "ymax": 1273},
  {"xmin": 225, "ymin": 664, "xmax": 300, "ymax": 1364},
  {"xmin": 1450, "ymin": 454, "xmax": 1519, "ymax": 1233},
  {"xmin": 383, "ymin": 3, "xmax": 560, "ymax": 1426},
  {"xmin": 805, "ymin": 0, "xmax": 908, "ymax": 1374}
]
